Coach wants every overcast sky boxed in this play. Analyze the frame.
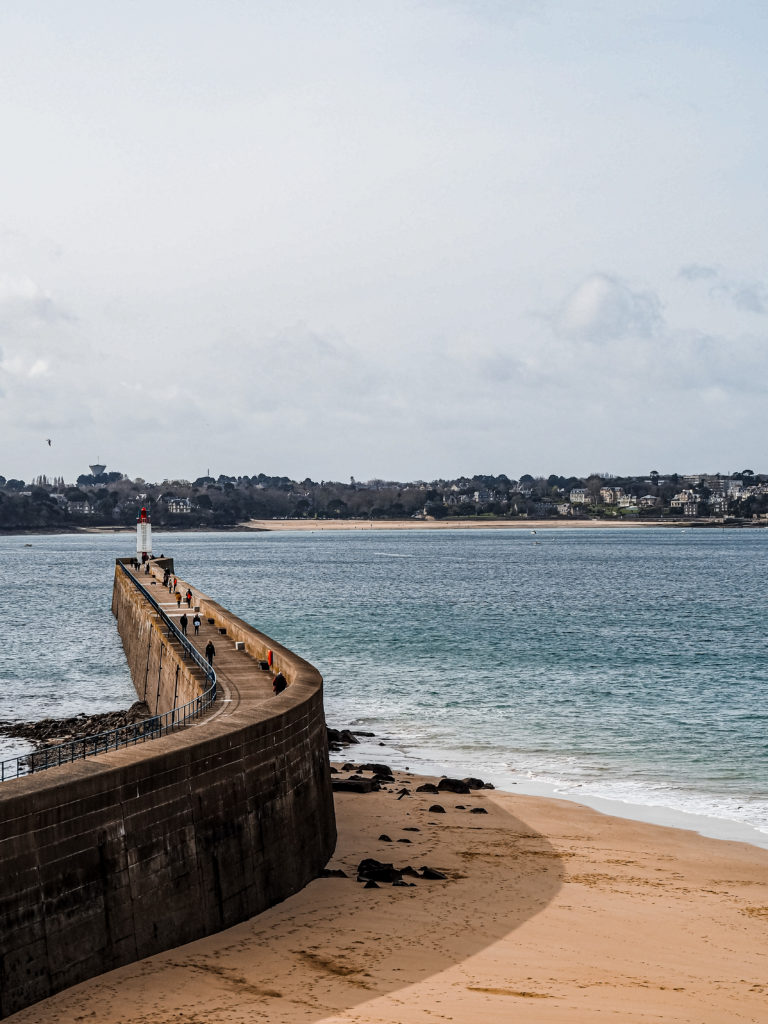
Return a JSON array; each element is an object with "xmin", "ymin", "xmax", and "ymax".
[{"xmin": 1, "ymin": 1, "xmax": 766, "ymax": 484}]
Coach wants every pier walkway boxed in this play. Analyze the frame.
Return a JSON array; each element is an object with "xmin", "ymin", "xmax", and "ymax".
[{"xmin": 125, "ymin": 562, "xmax": 277, "ymax": 717}]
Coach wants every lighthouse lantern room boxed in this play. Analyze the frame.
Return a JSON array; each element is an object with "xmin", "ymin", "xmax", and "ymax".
[{"xmin": 136, "ymin": 507, "xmax": 153, "ymax": 562}]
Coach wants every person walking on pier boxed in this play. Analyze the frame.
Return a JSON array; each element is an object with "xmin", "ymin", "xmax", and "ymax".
[
  {"xmin": 193, "ymin": 613, "xmax": 201, "ymax": 635},
  {"xmin": 179, "ymin": 613, "xmax": 188, "ymax": 636},
  {"xmin": 185, "ymin": 588, "xmax": 192, "ymax": 607},
  {"xmin": 205, "ymin": 640, "xmax": 216, "ymax": 666},
  {"xmin": 175, "ymin": 591, "xmax": 182, "ymax": 608}
]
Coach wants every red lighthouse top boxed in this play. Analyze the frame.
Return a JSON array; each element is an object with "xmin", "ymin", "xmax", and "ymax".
[{"xmin": 138, "ymin": 507, "xmax": 149, "ymax": 523}]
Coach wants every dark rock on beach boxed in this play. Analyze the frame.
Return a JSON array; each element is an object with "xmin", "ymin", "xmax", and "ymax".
[
  {"xmin": 359, "ymin": 763, "xmax": 393, "ymax": 777},
  {"xmin": 420, "ymin": 866, "xmax": 448, "ymax": 880},
  {"xmin": 470, "ymin": 807, "xmax": 488, "ymax": 814},
  {"xmin": 320, "ymin": 868, "xmax": 348, "ymax": 878},
  {"xmin": 326, "ymin": 728, "xmax": 376, "ymax": 751},
  {"xmin": 378, "ymin": 834, "xmax": 392, "ymax": 842},
  {"xmin": 437, "ymin": 778, "xmax": 471, "ymax": 794},
  {"xmin": 463, "ymin": 777, "xmax": 486, "ymax": 790},
  {"xmin": 357, "ymin": 858, "xmax": 403, "ymax": 884},
  {"xmin": 428, "ymin": 804, "xmax": 446, "ymax": 814},
  {"xmin": 327, "ymin": 727, "xmax": 360, "ymax": 751},
  {"xmin": 332, "ymin": 778, "xmax": 380, "ymax": 794},
  {"xmin": 416, "ymin": 783, "xmax": 439, "ymax": 794}
]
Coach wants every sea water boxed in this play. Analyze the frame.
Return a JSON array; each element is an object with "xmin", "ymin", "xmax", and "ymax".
[{"xmin": 1, "ymin": 529, "xmax": 766, "ymax": 848}]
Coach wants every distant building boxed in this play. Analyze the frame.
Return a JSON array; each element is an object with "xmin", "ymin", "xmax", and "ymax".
[
  {"xmin": 569, "ymin": 488, "xmax": 591, "ymax": 505},
  {"xmin": 166, "ymin": 497, "xmax": 193, "ymax": 514},
  {"xmin": 671, "ymin": 490, "xmax": 702, "ymax": 516},
  {"xmin": 600, "ymin": 486, "xmax": 625, "ymax": 505},
  {"xmin": 671, "ymin": 490, "xmax": 692, "ymax": 509},
  {"xmin": 531, "ymin": 501, "xmax": 554, "ymax": 516}
]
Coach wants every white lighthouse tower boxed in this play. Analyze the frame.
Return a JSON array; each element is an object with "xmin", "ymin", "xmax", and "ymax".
[{"xmin": 136, "ymin": 506, "xmax": 153, "ymax": 562}]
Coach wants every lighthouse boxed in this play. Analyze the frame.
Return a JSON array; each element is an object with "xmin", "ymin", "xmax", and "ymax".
[{"xmin": 136, "ymin": 506, "xmax": 153, "ymax": 562}]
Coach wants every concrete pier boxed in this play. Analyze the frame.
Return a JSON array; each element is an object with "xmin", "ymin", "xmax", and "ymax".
[{"xmin": 0, "ymin": 557, "xmax": 336, "ymax": 1019}]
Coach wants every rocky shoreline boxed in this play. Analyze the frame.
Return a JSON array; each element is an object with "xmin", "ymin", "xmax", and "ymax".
[
  {"xmin": 0, "ymin": 713, "xmax": 370, "ymax": 756},
  {"xmin": 0, "ymin": 701, "xmax": 152, "ymax": 751}
]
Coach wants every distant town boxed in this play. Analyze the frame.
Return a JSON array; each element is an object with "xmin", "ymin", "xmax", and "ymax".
[{"xmin": 2, "ymin": 464, "xmax": 768, "ymax": 531}]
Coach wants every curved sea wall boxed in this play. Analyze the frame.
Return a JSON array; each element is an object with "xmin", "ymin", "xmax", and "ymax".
[{"xmin": 0, "ymin": 560, "xmax": 336, "ymax": 1019}]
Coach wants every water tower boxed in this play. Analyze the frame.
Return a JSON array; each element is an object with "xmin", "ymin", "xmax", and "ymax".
[{"xmin": 89, "ymin": 461, "xmax": 106, "ymax": 476}]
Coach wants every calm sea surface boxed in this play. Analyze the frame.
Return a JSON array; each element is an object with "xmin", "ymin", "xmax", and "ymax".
[{"xmin": 1, "ymin": 529, "xmax": 767, "ymax": 845}]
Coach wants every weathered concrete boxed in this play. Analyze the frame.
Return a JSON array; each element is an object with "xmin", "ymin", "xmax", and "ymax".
[{"xmin": 0, "ymin": 559, "xmax": 336, "ymax": 1019}]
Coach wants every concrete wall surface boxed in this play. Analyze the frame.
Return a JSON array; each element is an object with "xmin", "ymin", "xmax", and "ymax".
[{"xmin": 0, "ymin": 563, "xmax": 336, "ymax": 1019}]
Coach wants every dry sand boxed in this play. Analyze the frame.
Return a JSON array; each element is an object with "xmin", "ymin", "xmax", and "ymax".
[
  {"xmin": 242, "ymin": 518, "xmax": 672, "ymax": 531},
  {"xmin": 12, "ymin": 769, "xmax": 768, "ymax": 1024}
]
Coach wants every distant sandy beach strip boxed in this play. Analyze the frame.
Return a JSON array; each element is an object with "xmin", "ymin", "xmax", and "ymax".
[
  {"xmin": 242, "ymin": 517, "xmax": 670, "ymax": 531},
  {"xmin": 13, "ymin": 769, "xmax": 768, "ymax": 1024}
]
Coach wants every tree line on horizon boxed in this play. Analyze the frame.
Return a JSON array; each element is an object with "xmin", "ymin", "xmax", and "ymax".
[{"xmin": 1, "ymin": 468, "xmax": 767, "ymax": 531}]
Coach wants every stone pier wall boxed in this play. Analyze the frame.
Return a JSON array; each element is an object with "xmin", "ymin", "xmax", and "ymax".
[
  {"xmin": 0, "ymin": 562, "xmax": 336, "ymax": 1019},
  {"xmin": 110, "ymin": 564, "xmax": 202, "ymax": 713}
]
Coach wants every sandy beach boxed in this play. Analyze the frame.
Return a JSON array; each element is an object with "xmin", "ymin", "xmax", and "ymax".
[
  {"xmin": 241, "ymin": 517, "xmax": 679, "ymax": 531},
  {"xmin": 12, "ymin": 768, "xmax": 768, "ymax": 1024}
]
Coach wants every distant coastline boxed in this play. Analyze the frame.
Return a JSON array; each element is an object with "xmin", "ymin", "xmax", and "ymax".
[
  {"xmin": 1, "ymin": 516, "xmax": 764, "ymax": 537},
  {"xmin": 238, "ymin": 517, "xmax": 760, "ymax": 532}
]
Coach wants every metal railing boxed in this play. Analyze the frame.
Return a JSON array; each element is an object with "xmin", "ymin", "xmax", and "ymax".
[{"xmin": 0, "ymin": 560, "xmax": 217, "ymax": 784}]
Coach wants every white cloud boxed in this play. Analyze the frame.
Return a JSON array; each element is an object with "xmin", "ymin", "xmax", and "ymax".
[
  {"xmin": 0, "ymin": 352, "xmax": 51, "ymax": 378},
  {"xmin": 28, "ymin": 358, "xmax": 49, "ymax": 377},
  {"xmin": 677, "ymin": 264, "xmax": 768, "ymax": 316},
  {"xmin": 555, "ymin": 274, "xmax": 663, "ymax": 343},
  {"xmin": 0, "ymin": 274, "xmax": 68, "ymax": 332}
]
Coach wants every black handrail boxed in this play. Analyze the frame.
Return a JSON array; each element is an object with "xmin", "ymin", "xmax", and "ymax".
[
  {"xmin": 0, "ymin": 560, "xmax": 217, "ymax": 784},
  {"xmin": 119, "ymin": 560, "xmax": 216, "ymax": 693}
]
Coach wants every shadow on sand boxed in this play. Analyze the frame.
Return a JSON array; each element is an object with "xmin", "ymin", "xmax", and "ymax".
[{"xmin": 7, "ymin": 790, "xmax": 564, "ymax": 1023}]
